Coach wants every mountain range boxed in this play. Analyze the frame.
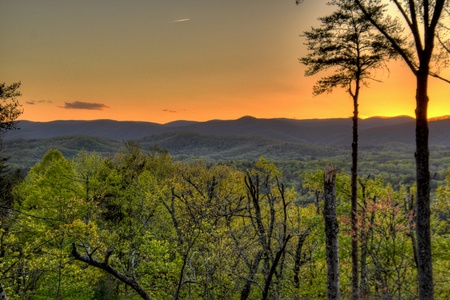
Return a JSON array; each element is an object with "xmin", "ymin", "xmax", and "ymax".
[
  {"xmin": 5, "ymin": 115, "xmax": 450, "ymax": 146},
  {"xmin": 3, "ymin": 115, "xmax": 450, "ymax": 172}
]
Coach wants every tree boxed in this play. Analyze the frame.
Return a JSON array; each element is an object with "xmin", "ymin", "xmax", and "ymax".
[
  {"xmin": 223, "ymin": 158, "xmax": 305, "ymax": 299},
  {"xmin": 9, "ymin": 150, "xmax": 99, "ymax": 299},
  {"xmin": 0, "ymin": 81, "xmax": 23, "ymax": 223},
  {"xmin": 0, "ymin": 82, "xmax": 22, "ymax": 142},
  {"xmin": 352, "ymin": 1, "xmax": 450, "ymax": 298},
  {"xmin": 323, "ymin": 164, "xmax": 340, "ymax": 299},
  {"xmin": 243, "ymin": 164, "xmax": 293, "ymax": 300},
  {"xmin": 355, "ymin": 182, "xmax": 417, "ymax": 298},
  {"xmin": 0, "ymin": 81, "xmax": 23, "ymax": 218},
  {"xmin": 300, "ymin": 1, "xmax": 393, "ymax": 298},
  {"xmin": 71, "ymin": 144, "xmax": 178, "ymax": 300},
  {"xmin": 433, "ymin": 169, "xmax": 450, "ymax": 298},
  {"xmin": 0, "ymin": 82, "xmax": 22, "ymax": 300},
  {"xmin": 163, "ymin": 161, "xmax": 242, "ymax": 299}
]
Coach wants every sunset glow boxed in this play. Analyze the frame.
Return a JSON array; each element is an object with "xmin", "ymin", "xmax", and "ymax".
[{"xmin": 1, "ymin": 0, "xmax": 449, "ymax": 123}]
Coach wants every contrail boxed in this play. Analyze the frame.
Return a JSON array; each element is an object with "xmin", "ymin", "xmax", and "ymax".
[{"xmin": 172, "ymin": 18, "xmax": 190, "ymax": 23}]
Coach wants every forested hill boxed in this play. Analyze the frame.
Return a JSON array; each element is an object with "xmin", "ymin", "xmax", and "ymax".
[
  {"xmin": 4, "ymin": 115, "xmax": 450, "ymax": 174},
  {"xmin": 6, "ymin": 115, "xmax": 450, "ymax": 146}
]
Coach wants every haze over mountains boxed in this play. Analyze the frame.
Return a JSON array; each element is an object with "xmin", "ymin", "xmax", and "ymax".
[
  {"xmin": 5, "ymin": 115, "xmax": 450, "ymax": 146},
  {"xmin": 4, "ymin": 115, "xmax": 450, "ymax": 172}
]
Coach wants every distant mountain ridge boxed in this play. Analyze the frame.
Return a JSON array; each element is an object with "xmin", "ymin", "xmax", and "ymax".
[
  {"xmin": 4, "ymin": 115, "xmax": 450, "ymax": 172},
  {"xmin": 6, "ymin": 115, "xmax": 449, "ymax": 146}
]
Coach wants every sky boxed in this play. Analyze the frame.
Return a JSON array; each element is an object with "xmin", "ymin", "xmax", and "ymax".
[{"xmin": 1, "ymin": 0, "xmax": 449, "ymax": 124}]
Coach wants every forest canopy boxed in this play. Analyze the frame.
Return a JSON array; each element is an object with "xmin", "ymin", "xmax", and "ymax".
[{"xmin": 0, "ymin": 145, "xmax": 449, "ymax": 299}]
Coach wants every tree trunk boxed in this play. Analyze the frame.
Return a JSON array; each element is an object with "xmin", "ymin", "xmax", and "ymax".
[
  {"xmin": 0, "ymin": 283, "xmax": 7, "ymax": 300},
  {"xmin": 324, "ymin": 163, "xmax": 340, "ymax": 300},
  {"xmin": 240, "ymin": 250, "xmax": 263, "ymax": 300},
  {"xmin": 293, "ymin": 229, "xmax": 310, "ymax": 291},
  {"xmin": 262, "ymin": 236, "xmax": 292, "ymax": 300},
  {"xmin": 359, "ymin": 181, "xmax": 368, "ymax": 299},
  {"xmin": 351, "ymin": 94, "xmax": 359, "ymax": 300},
  {"xmin": 408, "ymin": 190, "xmax": 419, "ymax": 269},
  {"xmin": 415, "ymin": 70, "xmax": 434, "ymax": 300}
]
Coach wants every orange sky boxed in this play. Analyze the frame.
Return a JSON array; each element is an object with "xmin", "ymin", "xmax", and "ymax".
[{"xmin": 1, "ymin": 0, "xmax": 449, "ymax": 124}]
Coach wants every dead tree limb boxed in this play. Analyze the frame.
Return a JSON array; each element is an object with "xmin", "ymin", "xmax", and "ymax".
[{"xmin": 324, "ymin": 163, "xmax": 340, "ymax": 300}]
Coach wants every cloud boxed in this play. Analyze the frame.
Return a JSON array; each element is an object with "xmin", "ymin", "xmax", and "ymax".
[
  {"xmin": 26, "ymin": 99, "xmax": 53, "ymax": 105},
  {"xmin": 163, "ymin": 109, "xmax": 177, "ymax": 113},
  {"xmin": 62, "ymin": 101, "xmax": 109, "ymax": 110},
  {"xmin": 171, "ymin": 18, "xmax": 190, "ymax": 23}
]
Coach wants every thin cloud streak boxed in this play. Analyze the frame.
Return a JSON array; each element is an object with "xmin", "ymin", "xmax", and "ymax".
[
  {"xmin": 62, "ymin": 101, "xmax": 109, "ymax": 110},
  {"xmin": 27, "ymin": 100, "xmax": 53, "ymax": 105},
  {"xmin": 171, "ymin": 18, "xmax": 190, "ymax": 23}
]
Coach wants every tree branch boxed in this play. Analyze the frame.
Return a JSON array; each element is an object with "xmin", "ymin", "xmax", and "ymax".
[
  {"xmin": 71, "ymin": 243, "xmax": 151, "ymax": 300},
  {"xmin": 429, "ymin": 71, "xmax": 450, "ymax": 84},
  {"xmin": 354, "ymin": 0, "xmax": 418, "ymax": 74}
]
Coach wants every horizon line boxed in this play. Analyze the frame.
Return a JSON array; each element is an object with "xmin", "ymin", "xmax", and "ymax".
[{"xmin": 16, "ymin": 114, "xmax": 450, "ymax": 125}]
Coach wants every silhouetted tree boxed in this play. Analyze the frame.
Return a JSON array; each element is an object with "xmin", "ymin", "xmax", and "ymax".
[
  {"xmin": 353, "ymin": 1, "xmax": 450, "ymax": 298},
  {"xmin": 300, "ymin": 1, "xmax": 393, "ymax": 297}
]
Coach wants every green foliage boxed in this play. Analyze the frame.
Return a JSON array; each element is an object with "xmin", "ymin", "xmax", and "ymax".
[
  {"xmin": 7, "ymin": 133, "xmax": 450, "ymax": 189},
  {"xmin": 2, "ymin": 147, "xmax": 450, "ymax": 299},
  {"xmin": 3, "ymin": 150, "xmax": 99, "ymax": 299},
  {"xmin": 433, "ymin": 169, "xmax": 450, "ymax": 297},
  {"xmin": 0, "ymin": 82, "xmax": 23, "ymax": 137}
]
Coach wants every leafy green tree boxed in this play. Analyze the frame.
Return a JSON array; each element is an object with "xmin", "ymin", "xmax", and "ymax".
[
  {"xmin": 0, "ymin": 81, "xmax": 23, "ymax": 300},
  {"xmin": 163, "ymin": 160, "xmax": 250, "ymax": 299},
  {"xmin": 0, "ymin": 82, "xmax": 22, "ymax": 141},
  {"xmin": 356, "ymin": 184, "xmax": 417, "ymax": 298},
  {"xmin": 71, "ymin": 143, "xmax": 181, "ymax": 300},
  {"xmin": 301, "ymin": 169, "xmax": 324, "ymax": 213},
  {"xmin": 5, "ymin": 146, "xmax": 178, "ymax": 299},
  {"xmin": 6, "ymin": 150, "xmax": 98, "ymax": 299},
  {"xmin": 302, "ymin": 168, "xmax": 419, "ymax": 298},
  {"xmin": 432, "ymin": 169, "xmax": 450, "ymax": 298},
  {"xmin": 9, "ymin": 145, "xmax": 244, "ymax": 299}
]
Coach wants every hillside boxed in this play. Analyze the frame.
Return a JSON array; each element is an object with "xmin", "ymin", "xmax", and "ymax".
[
  {"xmin": 4, "ymin": 115, "xmax": 428, "ymax": 144},
  {"xmin": 3, "ymin": 116, "xmax": 450, "ymax": 184}
]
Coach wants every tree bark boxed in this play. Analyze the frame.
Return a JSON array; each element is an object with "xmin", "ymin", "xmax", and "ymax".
[
  {"xmin": 261, "ymin": 235, "xmax": 292, "ymax": 300},
  {"xmin": 415, "ymin": 70, "xmax": 434, "ymax": 300},
  {"xmin": 408, "ymin": 190, "xmax": 419, "ymax": 269},
  {"xmin": 359, "ymin": 180, "xmax": 368, "ymax": 299},
  {"xmin": 324, "ymin": 164, "xmax": 340, "ymax": 300},
  {"xmin": 351, "ymin": 1, "xmax": 446, "ymax": 298},
  {"xmin": 0, "ymin": 283, "xmax": 7, "ymax": 300},
  {"xmin": 293, "ymin": 229, "xmax": 310, "ymax": 290},
  {"xmin": 351, "ymin": 92, "xmax": 359, "ymax": 300},
  {"xmin": 240, "ymin": 250, "xmax": 263, "ymax": 300}
]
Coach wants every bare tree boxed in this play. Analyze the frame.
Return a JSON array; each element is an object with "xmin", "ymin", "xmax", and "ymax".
[
  {"xmin": 323, "ymin": 164, "xmax": 340, "ymax": 299},
  {"xmin": 243, "ymin": 172, "xmax": 293, "ymax": 300}
]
